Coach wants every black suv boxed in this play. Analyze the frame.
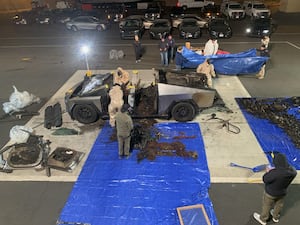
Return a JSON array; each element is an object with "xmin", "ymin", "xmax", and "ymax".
[
  {"xmin": 245, "ymin": 18, "xmax": 276, "ymax": 37},
  {"xmin": 119, "ymin": 16, "xmax": 145, "ymax": 39}
]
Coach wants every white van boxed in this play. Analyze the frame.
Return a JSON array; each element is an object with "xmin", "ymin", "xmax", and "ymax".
[{"xmin": 176, "ymin": 0, "xmax": 215, "ymax": 9}]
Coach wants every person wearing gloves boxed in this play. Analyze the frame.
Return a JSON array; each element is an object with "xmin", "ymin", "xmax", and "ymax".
[
  {"xmin": 196, "ymin": 59, "xmax": 216, "ymax": 88},
  {"xmin": 253, "ymin": 152, "xmax": 297, "ymax": 225},
  {"xmin": 204, "ymin": 38, "xmax": 219, "ymax": 56},
  {"xmin": 115, "ymin": 104, "xmax": 134, "ymax": 158}
]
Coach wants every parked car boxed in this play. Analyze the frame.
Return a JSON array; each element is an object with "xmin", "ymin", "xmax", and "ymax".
[
  {"xmin": 149, "ymin": 19, "xmax": 172, "ymax": 39},
  {"xmin": 119, "ymin": 16, "xmax": 145, "ymax": 39},
  {"xmin": 51, "ymin": 8, "xmax": 82, "ymax": 24},
  {"xmin": 12, "ymin": 11, "xmax": 35, "ymax": 24},
  {"xmin": 245, "ymin": 18, "xmax": 277, "ymax": 37},
  {"xmin": 169, "ymin": 6, "xmax": 186, "ymax": 18},
  {"xmin": 34, "ymin": 10, "xmax": 54, "ymax": 24},
  {"xmin": 144, "ymin": 6, "xmax": 161, "ymax": 21},
  {"xmin": 12, "ymin": 10, "xmax": 53, "ymax": 25},
  {"xmin": 221, "ymin": 1, "xmax": 245, "ymax": 20},
  {"xmin": 65, "ymin": 16, "xmax": 110, "ymax": 31},
  {"xmin": 208, "ymin": 18, "xmax": 232, "ymax": 38},
  {"xmin": 105, "ymin": 6, "xmax": 127, "ymax": 23},
  {"xmin": 176, "ymin": 0, "xmax": 215, "ymax": 10},
  {"xmin": 178, "ymin": 18, "xmax": 202, "ymax": 39},
  {"xmin": 243, "ymin": 1, "xmax": 271, "ymax": 18},
  {"xmin": 172, "ymin": 14, "xmax": 208, "ymax": 29},
  {"xmin": 201, "ymin": 4, "xmax": 222, "ymax": 19}
]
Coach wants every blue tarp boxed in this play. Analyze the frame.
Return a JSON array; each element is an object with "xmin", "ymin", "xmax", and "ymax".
[
  {"xmin": 59, "ymin": 122, "xmax": 218, "ymax": 225},
  {"xmin": 181, "ymin": 47, "xmax": 269, "ymax": 75},
  {"xmin": 236, "ymin": 98, "xmax": 300, "ymax": 170}
]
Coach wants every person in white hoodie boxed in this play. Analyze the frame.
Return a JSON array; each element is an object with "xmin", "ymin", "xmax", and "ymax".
[{"xmin": 204, "ymin": 38, "xmax": 219, "ymax": 56}]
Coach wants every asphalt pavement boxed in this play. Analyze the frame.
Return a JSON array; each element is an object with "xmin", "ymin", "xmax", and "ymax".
[{"xmin": 0, "ymin": 11, "xmax": 300, "ymax": 225}]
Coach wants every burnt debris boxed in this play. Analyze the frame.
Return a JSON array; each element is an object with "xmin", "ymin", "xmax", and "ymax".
[{"xmin": 237, "ymin": 97, "xmax": 300, "ymax": 148}]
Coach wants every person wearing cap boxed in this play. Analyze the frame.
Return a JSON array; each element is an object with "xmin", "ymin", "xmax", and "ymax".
[
  {"xmin": 253, "ymin": 153, "xmax": 297, "ymax": 224},
  {"xmin": 115, "ymin": 104, "xmax": 134, "ymax": 158}
]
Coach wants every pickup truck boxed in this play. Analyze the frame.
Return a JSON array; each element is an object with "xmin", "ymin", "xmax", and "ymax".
[
  {"xmin": 220, "ymin": 1, "xmax": 245, "ymax": 20},
  {"xmin": 243, "ymin": 1, "xmax": 271, "ymax": 18},
  {"xmin": 64, "ymin": 70, "xmax": 224, "ymax": 124}
]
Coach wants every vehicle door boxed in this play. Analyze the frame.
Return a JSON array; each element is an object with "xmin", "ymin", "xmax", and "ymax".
[{"xmin": 78, "ymin": 17, "xmax": 94, "ymax": 30}]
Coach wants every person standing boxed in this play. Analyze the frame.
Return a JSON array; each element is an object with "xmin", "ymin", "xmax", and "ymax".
[
  {"xmin": 175, "ymin": 46, "xmax": 184, "ymax": 71},
  {"xmin": 133, "ymin": 35, "xmax": 142, "ymax": 63},
  {"xmin": 159, "ymin": 36, "xmax": 169, "ymax": 67},
  {"xmin": 167, "ymin": 34, "xmax": 176, "ymax": 63},
  {"xmin": 108, "ymin": 84, "xmax": 124, "ymax": 127},
  {"xmin": 253, "ymin": 153, "xmax": 297, "ymax": 225},
  {"xmin": 204, "ymin": 38, "xmax": 219, "ymax": 56},
  {"xmin": 196, "ymin": 59, "xmax": 216, "ymax": 88},
  {"xmin": 115, "ymin": 104, "xmax": 134, "ymax": 158},
  {"xmin": 256, "ymin": 44, "xmax": 270, "ymax": 80}
]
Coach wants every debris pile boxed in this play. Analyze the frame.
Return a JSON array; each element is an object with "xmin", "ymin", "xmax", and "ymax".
[{"xmin": 237, "ymin": 97, "xmax": 300, "ymax": 148}]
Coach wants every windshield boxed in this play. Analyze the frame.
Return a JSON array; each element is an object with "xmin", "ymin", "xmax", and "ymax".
[
  {"xmin": 125, "ymin": 19, "xmax": 140, "ymax": 27},
  {"xmin": 253, "ymin": 4, "xmax": 266, "ymax": 9},
  {"xmin": 154, "ymin": 21, "xmax": 169, "ymax": 27},
  {"xmin": 229, "ymin": 4, "xmax": 242, "ymax": 9},
  {"xmin": 182, "ymin": 20, "xmax": 197, "ymax": 26}
]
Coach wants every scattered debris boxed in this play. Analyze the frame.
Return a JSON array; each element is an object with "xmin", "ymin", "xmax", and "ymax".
[{"xmin": 237, "ymin": 97, "xmax": 300, "ymax": 148}]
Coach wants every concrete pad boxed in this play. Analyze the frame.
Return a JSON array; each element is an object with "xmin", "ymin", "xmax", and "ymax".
[{"xmin": 1, "ymin": 70, "xmax": 299, "ymax": 184}]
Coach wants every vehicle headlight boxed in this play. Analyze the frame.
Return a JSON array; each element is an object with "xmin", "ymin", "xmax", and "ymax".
[
  {"xmin": 246, "ymin": 28, "xmax": 251, "ymax": 33},
  {"xmin": 263, "ymin": 30, "xmax": 269, "ymax": 34}
]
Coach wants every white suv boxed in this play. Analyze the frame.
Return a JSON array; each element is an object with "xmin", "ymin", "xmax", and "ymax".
[
  {"xmin": 243, "ymin": 1, "xmax": 271, "ymax": 18},
  {"xmin": 221, "ymin": 1, "xmax": 245, "ymax": 20}
]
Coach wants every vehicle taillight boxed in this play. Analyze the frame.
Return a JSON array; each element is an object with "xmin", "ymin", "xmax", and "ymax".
[{"xmin": 176, "ymin": 2, "xmax": 181, "ymax": 7}]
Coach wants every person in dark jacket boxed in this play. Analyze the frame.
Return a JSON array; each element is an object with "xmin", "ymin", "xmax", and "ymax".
[
  {"xmin": 115, "ymin": 104, "xmax": 134, "ymax": 158},
  {"xmin": 158, "ymin": 36, "xmax": 169, "ymax": 66},
  {"xmin": 133, "ymin": 35, "xmax": 142, "ymax": 63},
  {"xmin": 253, "ymin": 153, "xmax": 297, "ymax": 224},
  {"xmin": 175, "ymin": 46, "xmax": 184, "ymax": 71},
  {"xmin": 167, "ymin": 34, "xmax": 176, "ymax": 62}
]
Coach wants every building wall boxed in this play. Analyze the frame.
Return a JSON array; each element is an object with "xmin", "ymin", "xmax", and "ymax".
[
  {"xmin": 0, "ymin": 0, "xmax": 31, "ymax": 12},
  {"xmin": 0, "ymin": 0, "xmax": 75, "ymax": 13},
  {"xmin": 279, "ymin": 0, "xmax": 300, "ymax": 12}
]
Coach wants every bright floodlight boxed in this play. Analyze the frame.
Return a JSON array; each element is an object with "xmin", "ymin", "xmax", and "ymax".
[{"xmin": 81, "ymin": 45, "xmax": 89, "ymax": 54}]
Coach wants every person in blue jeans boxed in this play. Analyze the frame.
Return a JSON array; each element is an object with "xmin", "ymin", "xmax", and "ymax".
[
  {"xmin": 167, "ymin": 34, "xmax": 176, "ymax": 62},
  {"xmin": 158, "ymin": 36, "xmax": 169, "ymax": 66}
]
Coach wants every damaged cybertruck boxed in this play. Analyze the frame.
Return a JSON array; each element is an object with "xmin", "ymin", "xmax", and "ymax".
[{"xmin": 64, "ymin": 70, "xmax": 225, "ymax": 124}]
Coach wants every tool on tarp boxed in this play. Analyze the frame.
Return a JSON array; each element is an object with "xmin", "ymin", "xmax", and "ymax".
[
  {"xmin": 230, "ymin": 162, "xmax": 267, "ymax": 172},
  {"xmin": 208, "ymin": 113, "xmax": 241, "ymax": 134}
]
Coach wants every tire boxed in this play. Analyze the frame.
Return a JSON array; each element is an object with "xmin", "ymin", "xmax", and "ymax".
[
  {"xmin": 72, "ymin": 104, "xmax": 99, "ymax": 124},
  {"xmin": 71, "ymin": 25, "xmax": 78, "ymax": 31},
  {"xmin": 96, "ymin": 25, "xmax": 104, "ymax": 31},
  {"xmin": 171, "ymin": 102, "xmax": 196, "ymax": 122}
]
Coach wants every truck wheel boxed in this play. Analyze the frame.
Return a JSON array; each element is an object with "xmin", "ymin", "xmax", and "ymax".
[
  {"xmin": 171, "ymin": 102, "xmax": 195, "ymax": 122},
  {"xmin": 72, "ymin": 104, "xmax": 99, "ymax": 124}
]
